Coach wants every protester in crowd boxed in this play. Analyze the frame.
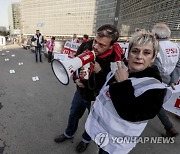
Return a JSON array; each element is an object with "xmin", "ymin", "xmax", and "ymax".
[
  {"xmin": 152, "ymin": 23, "xmax": 180, "ymax": 137},
  {"xmin": 54, "ymin": 24, "xmax": 125, "ymax": 153},
  {"xmin": 26, "ymin": 37, "xmax": 32, "ymax": 49},
  {"xmin": 71, "ymin": 34, "xmax": 80, "ymax": 43},
  {"xmin": 31, "ymin": 30, "xmax": 44, "ymax": 62},
  {"xmin": 46, "ymin": 36, "xmax": 55, "ymax": 63},
  {"xmin": 81, "ymin": 34, "xmax": 89, "ymax": 43},
  {"xmin": 13, "ymin": 37, "xmax": 16, "ymax": 44},
  {"xmin": 85, "ymin": 31, "xmax": 172, "ymax": 154}
]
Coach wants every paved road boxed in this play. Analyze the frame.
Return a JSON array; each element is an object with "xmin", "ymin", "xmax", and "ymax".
[{"xmin": 0, "ymin": 44, "xmax": 179, "ymax": 154}]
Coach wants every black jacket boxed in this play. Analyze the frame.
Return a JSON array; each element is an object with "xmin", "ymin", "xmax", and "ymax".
[
  {"xmin": 109, "ymin": 66, "xmax": 167, "ymax": 122},
  {"xmin": 75, "ymin": 40, "xmax": 117, "ymax": 101}
]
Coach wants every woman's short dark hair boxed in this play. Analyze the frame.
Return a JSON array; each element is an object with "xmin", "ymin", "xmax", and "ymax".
[{"xmin": 97, "ymin": 24, "xmax": 119, "ymax": 45}]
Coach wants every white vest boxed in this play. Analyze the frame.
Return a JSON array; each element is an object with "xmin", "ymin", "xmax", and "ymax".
[
  {"xmin": 85, "ymin": 74, "xmax": 172, "ymax": 154},
  {"xmin": 33, "ymin": 34, "xmax": 43, "ymax": 47},
  {"xmin": 158, "ymin": 40, "xmax": 180, "ymax": 75}
]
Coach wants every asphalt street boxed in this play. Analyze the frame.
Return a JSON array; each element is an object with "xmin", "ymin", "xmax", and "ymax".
[{"xmin": 0, "ymin": 44, "xmax": 179, "ymax": 154}]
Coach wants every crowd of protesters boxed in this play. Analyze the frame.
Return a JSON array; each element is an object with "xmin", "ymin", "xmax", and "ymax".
[{"xmin": 9, "ymin": 23, "xmax": 179, "ymax": 154}]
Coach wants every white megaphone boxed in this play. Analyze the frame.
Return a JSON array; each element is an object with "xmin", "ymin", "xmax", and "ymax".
[{"xmin": 51, "ymin": 50, "xmax": 95, "ymax": 85}]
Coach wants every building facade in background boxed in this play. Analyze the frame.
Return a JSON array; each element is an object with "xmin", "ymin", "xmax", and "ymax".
[
  {"xmin": 8, "ymin": 3, "xmax": 21, "ymax": 35},
  {"xmin": 20, "ymin": 0, "xmax": 96, "ymax": 37},
  {"xmin": 19, "ymin": 0, "xmax": 180, "ymax": 39},
  {"xmin": 93, "ymin": 0, "xmax": 117, "ymax": 34},
  {"xmin": 119, "ymin": 0, "xmax": 180, "ymax": 38}
]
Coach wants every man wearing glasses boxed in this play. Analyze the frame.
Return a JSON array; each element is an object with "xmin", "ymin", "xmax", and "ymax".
[{"xmin": 54, "ymin": 24, "xmax": 125, "ymax": 153}]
